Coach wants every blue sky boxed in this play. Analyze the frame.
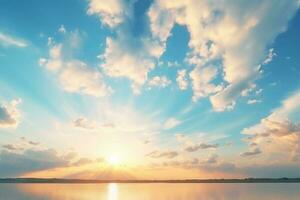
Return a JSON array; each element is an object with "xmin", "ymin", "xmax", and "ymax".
[{"xmin": 0, "ymin": 0, "xmax": 300, "ymax": 179}]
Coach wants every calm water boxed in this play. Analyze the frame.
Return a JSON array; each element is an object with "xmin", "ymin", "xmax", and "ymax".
[{"xmin": 0, "ymin": 183, "xmax": 300, "ymax": 200}]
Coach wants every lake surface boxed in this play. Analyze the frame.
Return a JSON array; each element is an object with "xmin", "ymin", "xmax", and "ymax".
[{"xmin": 0, "ymin": 183, "xmax": 300, "ymax": 200}]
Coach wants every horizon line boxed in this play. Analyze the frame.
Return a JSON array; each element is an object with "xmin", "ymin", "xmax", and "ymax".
[{"xmin": 1, "ymin": 177, "xmax": 300, "ymax": 184}]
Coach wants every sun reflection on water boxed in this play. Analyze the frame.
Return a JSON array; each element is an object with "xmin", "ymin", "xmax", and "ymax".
[{"xmin": 107, "ymin": 183, "xmax": 118, "ymax": 200}]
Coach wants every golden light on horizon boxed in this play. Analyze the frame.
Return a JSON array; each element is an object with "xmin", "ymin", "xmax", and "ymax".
[{"xmin": 107, "ymin": 154, "xmax": 121, "ymax": 166}]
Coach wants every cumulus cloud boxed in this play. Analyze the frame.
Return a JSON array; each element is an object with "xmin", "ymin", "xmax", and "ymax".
[
  {"xmin": 190, "ymin": 66, "xmax": 223, "ymax": 101},
  {"xmin": 148, "ymin": 76, "xmax": 171, "ymax": 88},
  {"xmin": 0, "ymin": 33, "xmax": 27, "ymax": 47},
  {"xmin": 176, "ymin": 69, "xmax": 188, "ymax": 90},
  {"xmin": 0, "ymin": 99, "xmax": 22, "ymax": 128},
  {"xmin": 149, "ymin": 0, "xmax": 300, "ymax": 111},
  {"xmin": 242, "ymin": 90, "xmax": 300, "ymax": 162},
  {"xmin": 99, "ymin": 35, "xmax": 162, "ymax": 94},
  {"xmin": 0, "ymin": 148, "xmax": 69, "ymax": 177},
  {"xmin": 146, "ymin": 150, "xmax": 178, "ymax": 159},
  {"xmin": 59, "ymin": 61, "xmax": 111, "ymax": 96},
  {"xmin": 89, "ymin": 0, "xmax": 169, "ymax": 94},
  {"xmin": 39, "ymin": 30, "xmax": 111, "ymax": 97},
  {"xmin": 87, "ymin": 0, "xmax": 125, "ymax": 28},
  {"xmin": 185, "ymin": 143, "xmax": 219, "ymax": 152},
  {"xmin": 163, "ymin": 118, "xmax": 182, "ymax": 130}
]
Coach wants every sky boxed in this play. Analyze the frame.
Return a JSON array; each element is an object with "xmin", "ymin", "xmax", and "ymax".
[{"xmin": 0, "ymin": 0, "xmax": 300, "ymax": 179}]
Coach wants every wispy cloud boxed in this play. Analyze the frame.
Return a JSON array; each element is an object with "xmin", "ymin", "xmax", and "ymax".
[
  {"xmin": 0, "ymin": 33, "xmax": 27, "ymax": 47},
  {"xmin": 146, "ymin": 150, "xmax": 178, "ymax": 159},
  {"xmin": 163, "ymin": 118, "xmax": 182, "ymax": 130},
  {"xmin": 185, "ymin": 143, "xmax": 219, "ymax": 152}
]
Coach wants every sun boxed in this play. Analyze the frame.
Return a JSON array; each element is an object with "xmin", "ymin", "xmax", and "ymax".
[{"xmin": 107, "ymin": 154, "xmax": 121, "ymax": 166}]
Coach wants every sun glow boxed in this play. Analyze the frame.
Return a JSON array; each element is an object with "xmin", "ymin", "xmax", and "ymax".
[{"xmin": 107, "ymin": 154, "xmax": 121, "ymax": 166}]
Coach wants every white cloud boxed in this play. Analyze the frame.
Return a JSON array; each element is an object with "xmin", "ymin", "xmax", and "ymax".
[
  {"xmin": 39, "ymin": 44, "xmax": 63, "ymax": 72},
  {"xmin": 59, "ymin": 61, "xmax": 112, "ymax": 97},
  {"xmin": 163, "ymin": 118, "xmax": 182, "ymax": 130},
  {"xmin": 100, "ymin": 38, "xmax": 149, "ymax": 94},
  {"xmin": 88, "ymin": 1, "xmax": 169, "ymax": 94},
  {"xmin": 87, "ymin": 0, "xmax": 124, "ymax": 28},
  {"xmin": 58, "ymin": 25, "xmax": 66, "ymax": 34},
  {"xmin": 0, "ymin": 99, "xmax": 22, "ymax": 128},
  {"xmin": 99, "ymin": 36, "xmax": 163, "ymax": 94},
  {"xmin": 0, "ymin": 33, "xmax": 27, "ymax": 47},
  {"xmin": 176, "ymin": 69, "xmax": 188, "ymax": 90},
  {"xmin": 149, "ymin": 0, "xmax": 300, "ymax": 111},
  {"xmin": 263, "ymin": 48, "xmax": 276, "ymax": 65},
  {"xmin": 190, "ymin": 66, "xmax": 223, "ymax": 102},
  {"xmin": 40, "ymin": 31, "xmax": 111, "ymax": 97},
  {"xmin": 247, "ymin": 99, "xmax": 262, "ymax": 105},
  {"xmin": 148, "ymin": 76, "xmax": 171, "ymax": 88}
]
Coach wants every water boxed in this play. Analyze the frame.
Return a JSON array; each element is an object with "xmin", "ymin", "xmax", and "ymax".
[{"xmin": 0, "ymin": 183, "xmax": 300, "ymax": 200}]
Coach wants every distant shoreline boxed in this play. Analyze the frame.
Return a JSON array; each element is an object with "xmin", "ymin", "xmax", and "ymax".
[{"xmin": 1, "ymin": 178, "xmax": 300, "ymax": 184}]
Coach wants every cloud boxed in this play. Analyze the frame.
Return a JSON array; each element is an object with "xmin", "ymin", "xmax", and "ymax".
[
  {"xmin": 58, "ymin": 25, "xmax": 66, "ymax": 34},
  {"xmin": 149, "ymin": 0, "xmax": 300, "ymax": 111},
  {"xmin": 20, "ymin": 137, "xmax": 39, "ymax": 146},
  {"xmin": 163, "ymin": 118, "xmax": 182, "ymax": 129},
  {"xmin": 59, "ymin": 61, "xmax": 111, "ymax": 97},
  {"xmin": 73, "ymin": 118, "xmax": 96, "ymax": 130},
  {"xmin": 146, "ymin": 150, "xmax": 178, "ymax": 159},
  {"xmin": 0, "ymin": 99, "xmax": 22, "ymax": 128},
  {"xmin": 263, "ymin": 48, "xmax": 276, "ymax": 65},
  {"xmin": 242, "ymin": 164, "xmax": 300, "ymax": 178},
  {"xmin": 190, "ymin": 66, "xmax": 223, "ymax": 101},
  {"xmin": 0, "ymin": 148, "xmax": 69, "ymax": 177},
  {"xmin": 100, "ymin": 36, "xmax": 162, "ymax": 94},
  {"xmin": 242, "ymin": 90, "xmax": 300, "ymax": 161},
  {"xmin": 87, "ymin": 0, "xmax": 124, "ymax": 28},
  {"xmin": 71, "ymin": 158, "xmax": 94, "ymax": 167},
  {"xmin": 89, "ymin": 1, "xmax": 168, "ymax": 94},
  {"xmin": 205, "ymin": 154, "xmax": 218, "ymax": 164},
  {"xmin": 148, "ymin": 76, "xmax": 171, "ymax": 88},
  {"xmin": 2, "ymin": 144, "xmax": 23, "ymax": 151},
  {"xmin": 0, "ymin": 33, "xmax": 27, "ymax": 47},
  {"xmin": 240, "ymin": 147, "xmax": 262, "ymax": 157},
  {"xmin": 247, "ymin": 99, "xmax": 262, "ymax": 105},
  {"xmin": 176, "ymin": 69, "xmax": 188, "ymax": 90},
  {"xmin": 40, "ymin": 30, "xmax": 112, "ymax": 97},
  {"xmin": 154, "ymin": 155, "xmax": 238, "ymax": 175},
  {"xmin": 185, "ymin": 143, "xmax": 219, "ymax": 152}
]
